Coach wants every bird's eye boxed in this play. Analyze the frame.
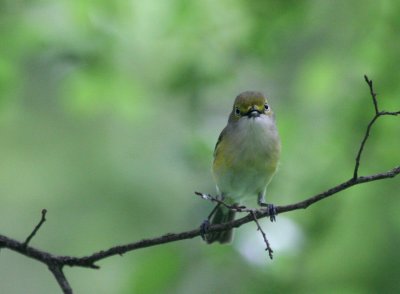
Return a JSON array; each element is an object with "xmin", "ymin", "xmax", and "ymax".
[
  {"xmin": 235, "ymin": 107, "xmax": 241, "ymax": 116},
  {"xmin": 264, "ymin": 103, "xmax": 270, "ymax": 111}
]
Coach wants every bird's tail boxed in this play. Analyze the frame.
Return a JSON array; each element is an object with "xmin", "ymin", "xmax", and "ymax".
[{"xmin": 206, "ymin": 205, "xmax": 236, "ymax": 244}]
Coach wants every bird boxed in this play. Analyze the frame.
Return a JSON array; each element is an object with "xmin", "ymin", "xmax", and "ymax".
[{"xmin": 205, "ymin": 91, "xmax": 281, "ymax": 244}]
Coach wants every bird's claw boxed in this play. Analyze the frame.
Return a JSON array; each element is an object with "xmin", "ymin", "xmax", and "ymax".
[
  {"xmin": 200, "ymin": 219, "xmax": 210, "ymax": 241},
  {"xmin": 267, "ymin": 204, "xmax": 277, "ymax": 222},
  {"xmin": 259, "ymin": 202, "xmax": 277, "ymax": 222}
]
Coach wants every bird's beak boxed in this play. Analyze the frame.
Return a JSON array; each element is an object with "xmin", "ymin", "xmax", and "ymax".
[{"xmin": 246, "ymin": 106, "xmax": 262, "ymax": 118}]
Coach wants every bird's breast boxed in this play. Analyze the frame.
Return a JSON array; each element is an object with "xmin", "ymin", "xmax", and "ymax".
[{"xmin": 213, "ymin": 116, "xmax": 281, "ymax": 199}]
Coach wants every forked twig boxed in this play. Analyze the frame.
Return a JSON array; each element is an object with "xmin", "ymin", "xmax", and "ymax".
[{"xmin": 353, "ymin": 75, "xmax": 400, "ymax": 179}]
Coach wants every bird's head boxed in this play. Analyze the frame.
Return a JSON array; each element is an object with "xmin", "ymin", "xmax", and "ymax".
[{"xmin": 229, "ymin": 91, "xmax": 273, "ymax": 122}]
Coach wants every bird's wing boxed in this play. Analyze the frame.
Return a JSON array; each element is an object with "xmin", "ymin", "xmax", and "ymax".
[{"xmin": 213, "ymin": 127, "xmax": 227, "ymax": 158}]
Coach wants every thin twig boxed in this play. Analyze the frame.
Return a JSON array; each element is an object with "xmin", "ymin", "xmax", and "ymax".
[
  {"xmin": 380, "ymin": 110, "xmax": 400, "ymax": 116},
  {"xmin": 250, "ymin": 210, "xmax": 273, "ymax": 259},
  {"xmin": 23, "ymin": 209, "xmax": 47, "ymax": 248},
  {"xmin": 353, "ymin": 115, "xmax": 379, "ymax": 179},
  {"xmin": 364, "ymin": 75, "xmax": 379, "ymax": 114},
  {"xmin": 194, "ymin": 192, "xmax": 250, "ymax": 212}
]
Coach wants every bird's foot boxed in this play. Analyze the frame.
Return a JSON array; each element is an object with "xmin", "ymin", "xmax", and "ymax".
[
  {"xmin": 259, "ymin": 203, "xmax": 277, "ymax": 222},
  {"xmin": 200, "ymin": 219, "xmax": 210, "ymax": 241}
]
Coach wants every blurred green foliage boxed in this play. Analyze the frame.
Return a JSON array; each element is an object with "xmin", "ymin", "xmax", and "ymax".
[{"xmin": 0, "ymin": 0, "xmax": 399, "ymax": 293}]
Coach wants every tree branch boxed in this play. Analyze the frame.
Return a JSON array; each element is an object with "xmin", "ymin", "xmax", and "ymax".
[
  {"xmin": 23, "ymin": 209, "xmax": 47, "ymax": 248},
  {"xmin": 0, "ymin": 76, "xmax": 398, "ymax": 293},
  {"xmin": 353, "ymin": 75, "xmax": 400, "ymax": 179},
  {"xmin": 48, "ymin": 265, "xmax": 73, "ymax": 294}
]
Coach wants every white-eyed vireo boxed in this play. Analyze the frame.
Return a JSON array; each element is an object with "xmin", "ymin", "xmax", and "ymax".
[{"xmin": 205, "ymin": 91, "xmax": 281, "ymax": 244}]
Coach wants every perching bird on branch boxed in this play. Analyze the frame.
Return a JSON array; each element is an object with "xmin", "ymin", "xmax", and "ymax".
[{"xmin": 205, "ymin": 91, "xmax": 281, "ymax": 244}]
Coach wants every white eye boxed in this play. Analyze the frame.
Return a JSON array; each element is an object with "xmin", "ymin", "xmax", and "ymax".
[
  {"xmin": 235, "ymin": 107, "xmax": 240, "ymax": 116},
  {"xmin": 264, "ymin": 103, "xmax": 270, "ymax": 111}
]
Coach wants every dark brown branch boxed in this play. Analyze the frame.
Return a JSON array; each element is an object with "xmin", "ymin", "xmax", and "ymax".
[
  {"xmin": 1, "ymin": 165, "xmax": 398, "ymax": 272},
  {"xmin": 49, "ymin": 265, "xmax": 73, "ymax": 294},
  {"xmin": 23, "ymin": 209, "xmax": 47, "ymax": 248},
  {"xmin": 0, "ymin": 76, "xmax": 398, "ymax": 293},
  {"xmin": 276, "ymin": 166, "xmax": 400, "ymax": 214}
]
